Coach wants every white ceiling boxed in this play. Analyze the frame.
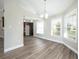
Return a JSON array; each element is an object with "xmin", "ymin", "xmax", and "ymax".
[
  {"xmin": 18, "ymin": 0, "xmax": 77, "ymax": 18},
  {"xmin": 0, "ymin": 0, "xmax": 3, "ymax": 10},
  {"xmin": 0, "ymin": 0, "xmax": 77, "ymax": 18}
]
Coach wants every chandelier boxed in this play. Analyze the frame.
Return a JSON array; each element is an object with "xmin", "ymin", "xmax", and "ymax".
[{"xmin": 40, "ymin": 0, "xmax": 48, "ymax": 19}]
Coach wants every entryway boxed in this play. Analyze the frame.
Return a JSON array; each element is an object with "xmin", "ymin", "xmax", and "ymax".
[{"xmin": 24, "ymin": 22, "xmax": 33, "ymax": 37}]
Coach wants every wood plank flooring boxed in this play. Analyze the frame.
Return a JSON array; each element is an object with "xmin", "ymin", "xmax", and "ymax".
[
  {"xmin": 0, "ymin": 38, "xmax": 4, "ymax": 54},
  {"xmin": 0, "ymin": 36, "xmax": 78, "ymax": 59}
]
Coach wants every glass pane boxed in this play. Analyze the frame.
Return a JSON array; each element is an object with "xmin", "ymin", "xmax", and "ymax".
[
  {"xmin": 51, "ymin": 18, "xmax": 62, "ymax": 36},
  {"xmin": 36, "ymin": 21, "xmax": 44, "ymax": 34}
]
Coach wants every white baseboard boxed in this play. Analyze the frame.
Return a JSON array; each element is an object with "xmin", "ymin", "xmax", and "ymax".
[
  {"xmin": 35, "ymin": 36, "xmax": 63, "ymax": 44},
  {"xmin": 50, "ymin": 39, "xmax": 64, "ymax": 44},
  {"xmin": 4, "ymin": 44, "xmax": 24, "ymax": 53},
  {"xmin": 63, "ymin": 43, "xmax": 78, "ymax": 54},
  {"xmin": 35, "ymin": 36, "xmax": 77, "ymax": 54}
]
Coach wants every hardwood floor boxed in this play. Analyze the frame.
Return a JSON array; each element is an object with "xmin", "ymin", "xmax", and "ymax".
[
  {"xmin": 0, "ymin": 36, "xmax": 77, "ymax": 59},
  {"xmin": 0, "ymin": 38, "xmax": 4, "ymax": 54}
]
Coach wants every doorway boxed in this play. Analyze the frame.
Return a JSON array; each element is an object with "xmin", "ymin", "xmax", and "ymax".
[{"xmin": 24, "ymin": 22, "xmax": 33, "ymax": 37}]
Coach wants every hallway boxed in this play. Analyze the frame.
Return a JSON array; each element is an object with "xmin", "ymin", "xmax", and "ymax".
[{"xmin": 0, "ymin": 36, "xmax": 77, "ymax": 59}]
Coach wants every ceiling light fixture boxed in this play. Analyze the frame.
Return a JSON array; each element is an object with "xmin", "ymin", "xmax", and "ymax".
[{"xmin": 40, "ymin": 0, "xmax": 48, "ymax": 19}]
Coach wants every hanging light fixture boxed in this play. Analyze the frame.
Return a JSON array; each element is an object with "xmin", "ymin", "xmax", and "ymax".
[
  {"xmin": 44, "ymin": 0, "xmax": 48, "ymax": 19},
  {"xmin": 40, "ymin": 0, "xmax": 48, "ymax": 19}
]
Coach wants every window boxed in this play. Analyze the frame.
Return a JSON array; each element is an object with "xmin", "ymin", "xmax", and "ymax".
[
  {"xmin": 64, "ymin": 9, "xmax": 77, "ymax": 40},
  {"xmin": 51, "ymin": 17, "xmax": 62, "ymax": 36},
  {"xmin": 36, "ymin": 20, "xmax": 44, "ymax": 34}
]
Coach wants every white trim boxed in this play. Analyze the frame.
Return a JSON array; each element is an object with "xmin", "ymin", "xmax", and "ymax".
[
  {"xmin": 4, "ymin": 44, "xmax": 24, "ymax": 53},
  {"xmin": 35, "ymin": 36, "xmax": 63, "ymax": 44},
  {"xmin": 42, "ymin": 37, "xmax": 63, "ymax": 44},
  {"xmin": 63, "ymin": 42, "xmax": 78, "ymax": 54},
  {"xmin": 50, "ymin": 39, "xmax": 64, "ymax": 44}
]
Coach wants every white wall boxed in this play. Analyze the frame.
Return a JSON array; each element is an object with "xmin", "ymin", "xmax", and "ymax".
[
  {"xmin": 4, "ymin": 0, "xmax": 24, "ymax": 52},
  {"xmin": 0, "ymin": 11, "xmax": 3, "ymax": 18},
  {"xmin": 0, "ymin": 18, "xmax": 3, "ymax": 38},
  {"xmin": 0, "ymin": 11, "xmax": 4, "ymax": 38}
]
